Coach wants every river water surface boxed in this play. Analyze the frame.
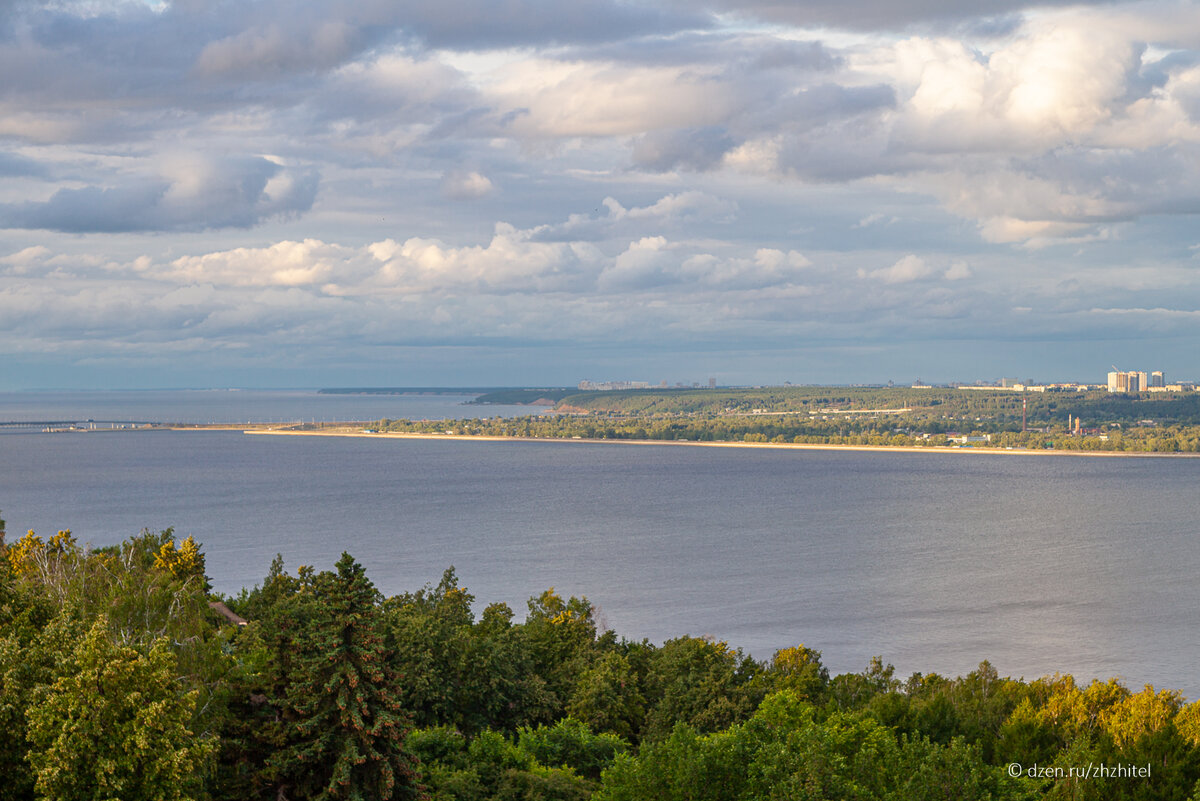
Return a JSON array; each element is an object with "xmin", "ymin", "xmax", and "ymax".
[{"xmin": 1, "ymin": 390, "xmax": 1197, "ymax": 696}]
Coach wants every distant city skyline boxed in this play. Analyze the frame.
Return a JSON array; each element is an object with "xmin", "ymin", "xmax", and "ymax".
[{"xmin": 3, "ymin": 1, "xmax": 1200, "ymax": 389}]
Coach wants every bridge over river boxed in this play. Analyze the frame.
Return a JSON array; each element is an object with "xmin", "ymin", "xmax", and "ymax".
[{"xmin": 0, "ymin": 419, "xmax": 159, "ymax": 430}]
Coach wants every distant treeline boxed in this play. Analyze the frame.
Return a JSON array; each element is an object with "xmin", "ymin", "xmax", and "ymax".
[
  {"xmin": 3, "ymin": 519, "xmax": 1200, "ymax": 800},
  {"xmin": 367, "ymin": 387, "xmax": 1200, "ymax": 453},
  {"xmin": 319, "ymin": 387, "xmax": 519, "ymax": 396},
  {"xmin": 378, "ymin": 411, "xmax": 1200, "ymax": 453},
  {"xmin": 470, "ymin": 389, "xmax": 578, "ymax": 405},
  {"xmin": 543, "ymin": 386, "xmax": 1200, "ymax": 426}
]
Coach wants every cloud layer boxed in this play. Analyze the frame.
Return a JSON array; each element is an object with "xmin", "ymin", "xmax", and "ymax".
[{"xmin": 3, "ymin": 0, "xmax": 1200, "ymax": 384}]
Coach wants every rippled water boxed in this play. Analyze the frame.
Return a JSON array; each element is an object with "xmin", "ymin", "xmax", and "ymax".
[
  {"xmin": 2, "ymin": 392, "xmax": 1198, "ymax": 696},
  {"xmin": 0, "ymin": 389, "xmax": 538, "ymax": 425}
]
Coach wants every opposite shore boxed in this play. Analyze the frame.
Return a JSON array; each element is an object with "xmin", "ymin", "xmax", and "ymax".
[{"xmin": 236, "ymin": 426, "xmax": 1200, "ymax": 458}]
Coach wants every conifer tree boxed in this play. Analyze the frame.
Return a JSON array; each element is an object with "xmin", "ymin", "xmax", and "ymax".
[{"xmin": 266, "ymin": 553, "xmax": 423, "ymax": 801}]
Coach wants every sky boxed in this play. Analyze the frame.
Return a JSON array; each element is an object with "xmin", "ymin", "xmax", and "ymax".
[{"xmin": 3, "ymin": 0, "xmax": 1200, "ymax": 389}]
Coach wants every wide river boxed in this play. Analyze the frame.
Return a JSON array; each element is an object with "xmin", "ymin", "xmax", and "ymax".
[{"xmin": 2, "ymin": 390, "xmax": 1198, "ymax": 696}]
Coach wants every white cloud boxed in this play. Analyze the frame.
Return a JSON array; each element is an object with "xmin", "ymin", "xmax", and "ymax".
[
  {"xmin": 440, "ymin": 170, "xmax": 495, "ymax": 200},
  {"xmin": 605, "ymin": 191, "xmax": 737, "ymax": 222},
  {"xmin": 944, "ymin": 261, "xmax": 971, "ymax": 280},
  {"xmin": 365, "ymin": 223, "xmax": 602, "ymax": 293},
  {"xmin": 858, "ymin": 254, "xmax": 935, "ymax": 284},
  {"xmin": 890, "ymin": 19, "xmax": 1143, "ymax": 150},
  {"xmin": 164, "ymin": 240, "xmax": 358, "ymax": 287},
  {"xmin": 487, "ymin": 58, "xmax": 739, "ymax": 138},
  {"xmin": 678, "ymin": 248, "xmax": 811, "ymax": 288},
  {"xmin": 598, "ymin": 236, "xmax": 675, "ymax": 290}
]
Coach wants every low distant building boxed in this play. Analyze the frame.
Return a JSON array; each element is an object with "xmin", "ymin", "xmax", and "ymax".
[
  {"xmin": 578, "ymin": 379, "xmax": 651, "ymax": 391},
  {"xmin": 948, "ymin": 434, "xmax": 992, "ymax": 444}
]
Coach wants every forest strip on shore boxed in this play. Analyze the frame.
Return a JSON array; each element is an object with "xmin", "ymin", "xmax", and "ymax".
[{"xmin": 3, "ymin": 516, "xmax": 1200, "ymax": 800}]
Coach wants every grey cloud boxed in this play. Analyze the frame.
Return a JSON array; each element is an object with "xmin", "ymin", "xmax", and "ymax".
[
  {"xmin": 2, "ymin": 183, "xmax": 171, "ymax": 233},
  {"xmin": 0, "ymin": 157, "xmax": 318, "ymax": 232},
  {"xmin": 562, "ymin": 31, "xmax": 839, "ymax": 71},
  {"xmin": 530, "ymin": 192, "xmax": 738, "ymax": 243},
  {"xmin": 930, "ymin": 146, "xmax": 1200, "ymax": 239},
  {"xmin": 954, "ymin": 13, "xmax": 1024, "ymax": 38},
  {"xmin": 631, "ymin": 80, "xmax": 895, "ymax": 174},
  {"xmin": 1, "ymin": 0, "xmax": 703, "ymax": 132},
  {"xmin": 746, "ymin": 39, "xmax": 840, "ymax": 71},
  {"xmin": 193, "ymin": 21, "xmax": 367, "ymax": 79},
  {"xmin": 768, "ymin": 83, "xmax": 895, "ymax": 128},
  {"xmin": 307, "ymin": 56, "xmax": 479, "ymax": 132},
  {"xmin": 0, "ymin": 151, "xmax": 45, "ymax": 176},
  {"xmin": 683, "ymin": 0, "xmax": 1126, "ymax": 32},
  {"xmin": 631, "ymin": 127, "xmax": 735, "ymax": 171},
  {"xmin": 373, "ymin": 0, "xmax": 711, "ymax": 49}
]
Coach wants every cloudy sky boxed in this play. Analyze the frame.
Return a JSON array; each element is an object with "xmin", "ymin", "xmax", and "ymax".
[{"xmin": 3, "ymin": 0, "xmax": 1200, "ymax": 388}]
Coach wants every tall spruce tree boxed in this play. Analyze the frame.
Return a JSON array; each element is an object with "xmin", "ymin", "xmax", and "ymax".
[{"xmin": 266, "ymin": 553, "xmax": 423, "ymax": 801}]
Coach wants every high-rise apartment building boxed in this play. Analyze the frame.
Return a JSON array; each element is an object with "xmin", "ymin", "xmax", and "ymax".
[{"xmin": 1107, "ymin": 369, "xmax": 1163, "ymax": 393}]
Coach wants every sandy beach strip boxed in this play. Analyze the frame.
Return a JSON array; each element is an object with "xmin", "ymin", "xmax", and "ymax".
[{"xmin": 238, "ymin": 427, "xmax": 1197, "ymax": 458}]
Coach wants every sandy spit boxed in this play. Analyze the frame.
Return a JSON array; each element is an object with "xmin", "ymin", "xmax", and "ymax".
[{"xmin": 237, "ymin": 428, "xmax": 1198, "ymax": 459}]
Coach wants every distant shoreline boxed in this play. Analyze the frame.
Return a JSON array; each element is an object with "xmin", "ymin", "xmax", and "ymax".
[{"xmin": 238, "ymin": 427, "xmax": 1199, "ymax": 458}]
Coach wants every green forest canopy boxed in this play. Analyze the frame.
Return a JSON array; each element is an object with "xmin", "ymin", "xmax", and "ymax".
[{"xmin": 2, "ymin": 522, "xmax": 1199, "ymax": 800}]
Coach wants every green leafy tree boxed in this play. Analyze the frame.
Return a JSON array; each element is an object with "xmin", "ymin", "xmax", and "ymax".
[
  {"xmin": 385, "ymin": 570, "xmax": 553, "ymax": 734},
  {"xmin": 520, "ymin": 588, "xmax": 600, "ymax": 717},
  {"xmin": 408, "ymin": 727, "xmax": 593, "ymax": 801},
  {"xmin": 640, "ymin": 636, "xmax": 765, "ymax": 743},
  {"xmin": 24, "ymin": 617, "xmax": 215, "ymax": 801},
  {"xmin": 517, "ymin": 717, "xmax": 628, "ymax": 781},
  {"xmin": 0, "ymin": 555, "xmax": 57, "ymax": 801},
  {"xmin": 767, "ymin": 645, "xmax": 830, "ymax": 702},
  {"xmin": 567, "ymin": 650, "xmax": 647, "ymax": 741},
  {"xmin": 598, "ymin": 690, "xmax": 1025, "ymax": 801}
]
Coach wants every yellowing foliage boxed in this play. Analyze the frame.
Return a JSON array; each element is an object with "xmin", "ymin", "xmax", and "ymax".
[
  {"xmin": 1101, "ymin": 685, "xmax": 1184, "ymax": 748},
  {"xmin": 7, "ymin": 530, "xmax": 45, "ymax": 574},
  {"xmin": 1176, "ymin": 701, "xmax": 1200, "ymax": 747},
  {"xmin": 1036, "ymin": 675, "xmax": 1131, "ymax": 736},
  {"xmin": 6, "ymin": 530, "xmax": 77, "ymax": 576},
  {"xmin": 153, "ymin": 535, "xmax": 207, "ymax": 582}
]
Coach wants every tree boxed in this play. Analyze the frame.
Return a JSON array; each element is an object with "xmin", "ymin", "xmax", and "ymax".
[
  {"xmin": 0, "ymin": 553, "xmax": 57, "ymax": 801},
  {"xmin": 768, "ymin": 645, "xmax": 829, "ymax": 702},
  {"xmin": 640, "ymin": 636, "xmax": 764, "ymax": 742},
  {"xmin": 384, "ymin": 567, "xmax": 477, "ymax": 729},
  {"xmin": 24, "ymin": 617, "xmax": 216, "ymax": 801},
  {"xmin": 567, "ymin": 651, "xmax": 647, "ymax": 741},
  {"xmin": 264, "ymin": 553, "xmax": 423, "ymax": 801},
  {"xmin": 517, "ymin": 717, "xmax": 628, "ymax": 781},
  {"xmin": 154, "ymin": 534, "xmax": 210, "ymax": 590},
  {"xmin": 521, "ymin": 588, "xmax": 599, "ymax": 714}
]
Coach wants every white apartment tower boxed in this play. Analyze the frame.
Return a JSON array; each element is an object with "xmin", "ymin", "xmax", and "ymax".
[{"xmin": 1107, "ymin": 369, "xmax": 1164, "ymax": 393}]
